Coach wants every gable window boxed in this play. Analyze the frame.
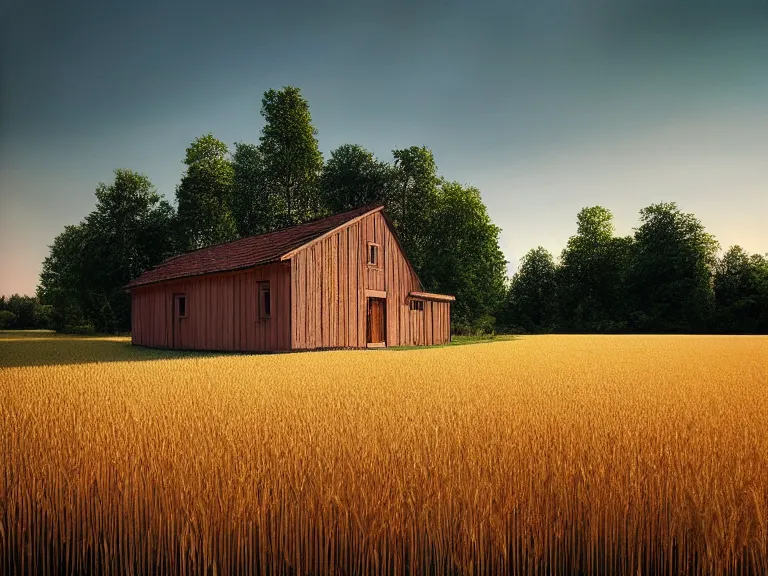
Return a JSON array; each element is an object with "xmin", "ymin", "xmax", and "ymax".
[
  {"xmin": 259, "ymin": 282, "xmax": 271, "ymax": 320},
  {"xmin": 409, "ymin": 299, "xmax": 424, "ymax": 312},
  {"xmin": 176, "ymin": 294, "xmax": 187, "ymax": 318},
  {"xmin": 367, "ymin": 243, "xmax": 379, "ymax": 266}
]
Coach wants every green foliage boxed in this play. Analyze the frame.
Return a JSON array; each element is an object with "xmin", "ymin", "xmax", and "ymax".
[
  {"xmin": 389, "ymin": 146, "xmax": 440, "ymax": 273},
  {"xmin": 0, "ymin": 310, "xmax": 17, "ymax": 329},
  {"xmin": 557, "ymin": 207, "xmax": 633, "ymax": 332},
  {"xmin": 39, "ymin": 170, "xmax": 177, "ymax": 333},
  {"xmin": 2, "ymin": 294, "xmax": 38, "ymax": 329},
  {"xmin": 713, "ymin": 246, "xmax": 768, "ymax": 333},
  {"xmin": 34, "ymin": 304, "xmax": 54, "ymax": 329},
  {"xmin": 176, "ymin": 134, "xmax": 237, "ymax": 250},
  {"xmin": 320, "ymin": 144, "xmax": 392, "ymax": 213},
  {"xmin": 420, "ymin": 181, "xmax": 507, "ymax": 334},
  {"xmin": 38, "ymin": 224, "xmax": 89, "ymax": 331},
  {"xmin": 316, "ymin": 143, "xmax": 506, "ymax": 333},
  {"xmin": 629, "ymin": 202, "xmax": 719, "ymax": 333},
  {"xmin": 502, "ymin": 201, "xmax": 766, "ymax": 335},
  {"xmin": 84, "ymin": 170, "xmax": 177, "ymax": 332},
  {"xmin": 34, "ymin": 85, "xmax": 766, "ymax": 337},
  {"xmin": 0, "ymin": 294, "xmax": 52, "ymax": 330},
  {"xmin": 500, "ymin": 247, "xmax": 558, "ymax": 333},
  {"xmin": 230, "ymin": 142, "xmax": 275, "ymax": 237},
  {"xmin": 68, "ymin": 324, "xmax": 96, "ymax": 335},
  {"xmin": 259, "ymin": 86, "xmax": 324, "ymax": 227},
  {"xmin": 34, "ymin": 87, "xmax": 510, "ymax": 336}
]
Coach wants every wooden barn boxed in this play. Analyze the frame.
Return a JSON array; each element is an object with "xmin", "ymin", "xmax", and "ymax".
[{"xmin": 127, "ymin": 205, "xmax": 455, "ymax": 352}]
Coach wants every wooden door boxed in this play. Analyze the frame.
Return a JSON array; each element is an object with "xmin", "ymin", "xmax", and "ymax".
[{"xmin": 367, "ymin": 298, "xmax": 386, "ymax": 345}]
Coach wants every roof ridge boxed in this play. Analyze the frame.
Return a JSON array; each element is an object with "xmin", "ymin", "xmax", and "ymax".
[
  {"xmin": 168, "ymin": 204, "xmax": 384, "ymax": 258},
  {"xmin": 126, "ymin": 204, "xmax": 384, "ymax": 289}
]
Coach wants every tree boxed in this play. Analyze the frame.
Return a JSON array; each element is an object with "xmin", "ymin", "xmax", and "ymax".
[
  {"xmin": 38, "ymin": 170, "xmax": 176, "ymax": 333},
  {"xmin": 713, "ymin": 246, "xmax": 768, "ymax": 333},
  {"xmin": 557, "ymin": 207, "xmax": 633, "ymax": 332},
  {"xmin": 500, "ymin": 247, "xmax": 559, "ymax": 333},
  {"xmin": 176, "ymin": 134, "xmax": 237, "ymax": 250},
  {"xmin": 34, "ymin": 303, "xmax": 53, "ymax": 330},
  {"xmin": 0, "ymin": 311, "xmax": 16, "ymax": 329},
  {"xmin": 91, "ymin": 170, "xmax": 177, "ymax": 280},
  {"xmin": 259, "ymin": 87, "xmax": 324, "ymax": 227},
  {"xmin": 419, "ymin": 181, "xmax": 507, "ymax": 333},
  {"xmin": 4, "ymin": 294, "xmax": 38, "ymax": 329},
  {"xmin": 230, "ymin": 142, "xmax": 277, "ymax": 237},
  {"xmin": 0, "ymin": 295, "xmax": 50, "ymax": 330},
  {"xmin": 83, "ymin": 169, "xmax": 177, "ymax": 332},
  {"xmin": 320, "ymin": 144, "xmax": 392, "ymax": 213},
  {"xmin": 389, "ymin": 146, "xmax": 439, "ymax": 273},
  {"xmin": 629, "ymin": 202, "xmax": 719, "ymax": 333},
  {"xmin": 38, "ymin": 224, "xmax": 90, "ymax": 331}
]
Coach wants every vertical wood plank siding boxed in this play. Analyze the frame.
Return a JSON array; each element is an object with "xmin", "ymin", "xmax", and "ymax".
[
  {"xmin": 131, "ymin": 210, "xmax": 451, "ymax": 352},
  {"xmin": 130, "ymin": 262, "xmax": 291, "ymax": 351},
  {"xmin": 289, "ymin": 211, "xmax": 451, "ymax": 349}
]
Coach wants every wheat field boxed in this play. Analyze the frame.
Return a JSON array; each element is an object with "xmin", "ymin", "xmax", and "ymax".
[{"xmin": 1, "ymin": 333, "xmax": 767, "ymax": 575}]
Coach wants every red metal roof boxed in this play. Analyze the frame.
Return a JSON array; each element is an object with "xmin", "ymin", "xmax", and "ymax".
[{"xmin": 127, "ymin": 205, "xmax": 382, "ymax": 289}]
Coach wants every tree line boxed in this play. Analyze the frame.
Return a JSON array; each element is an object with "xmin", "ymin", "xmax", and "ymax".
[
  {"xmin": 497, "ymin": 205, "xmax": 768, "ymax": 334},
  {"xmin": 0, "ymin": 295, "xmax": 52, "ymax": 330},
  {"xmin": 26, "ymin": 85, "xmax": 766, "ymax": 336},
  {"xmin": 35, "ymin": 86, "xmax": 505, "ymax": 334}
]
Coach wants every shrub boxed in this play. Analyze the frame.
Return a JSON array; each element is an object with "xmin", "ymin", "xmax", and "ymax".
[
  {"xmin": 0, "ymin": 310, "xmax": 17, "ymax": 329},
  {"xmin": 66, "ymin": 324, "xmax": 96, "ymax": 335}
]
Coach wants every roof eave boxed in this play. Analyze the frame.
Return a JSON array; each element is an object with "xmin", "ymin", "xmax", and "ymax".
[
  {"xmin": 409, "ymin": 291, "xmax": 456, "ymax": 302},
  {"xmin": 125, "ymin": 257, "xmax": 283, "ymax": 290},
  {"xmin": 125, "ymin": 204, "xmax": 386, "ymax": 290}
]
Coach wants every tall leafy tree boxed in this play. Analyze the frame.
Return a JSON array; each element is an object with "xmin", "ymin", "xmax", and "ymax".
[
  {"xmin": 420, "ymin": 181, "xmax": 507, "ymax": 333},
  {"xmin": 389, "ymin": 146, "xmax": 439, "ymax": 272},
  {"xmin": 500, "ymin": 247, "xmax": 559, "ymax": 333},
  {"xmin": 320, "ymin": 144, "xmax": 392, "ymax": 213},
  {"xmin": 259, "ymin": 86, "xmax": 324, "ymax": 227},
  {"xmin": 176, "ymin": 134, "xmax": 237, "ymax": 250},
  {"xmin": 90, "ymin": 170, "xmax": 178, "ymax": 281},
  {"xmin": 629, "ymin": 202, "xmax": 719, "ymax": 333},
  {"xmin": 230, "ymin": 142, "xmax": 278, "ymax": 237},
  {"xmin": 713, "ymin": 246, "xmax": 768, "ymax": 333},
  {"xmin": 38, "ymin": 224, "xmax": 90, "ymax": 331},
  {"xmin": 38, "ymin": 170, "xmax": 176, "ymax": 332},
  {"xmin": 557, "ymin": 206, "xmax": 633, "ymax": 332},
  {"xmin": 84, "ymin": 169, "xmax": 177, "ymax": 331}
]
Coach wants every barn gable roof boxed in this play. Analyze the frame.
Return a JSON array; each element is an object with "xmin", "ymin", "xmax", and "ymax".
[{"xmin": 126, "ymin": 205, "xmax": 383, "ymax": 289}]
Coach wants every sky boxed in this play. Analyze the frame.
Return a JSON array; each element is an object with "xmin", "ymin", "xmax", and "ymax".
[{"xmin": 1, "ymin": 0, "xmax": 767, "ymax": 296}]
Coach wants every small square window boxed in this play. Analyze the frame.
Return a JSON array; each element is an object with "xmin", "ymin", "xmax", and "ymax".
[
  {"xmin": 259, "ymin": 282, "xmax": 271, "ymax": 319},
  {"xmin": 367, "ymin": 243, "xmax": 379, "ymax": 266},
  {"xmin": 409, "ymin": 299, "xmax": 424, "ymax": 312}
]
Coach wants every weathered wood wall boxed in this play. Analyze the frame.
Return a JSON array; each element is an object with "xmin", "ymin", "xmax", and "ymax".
[
  {"xmin": 402, "ymin": 299, "xmax": 452, "ymax": 347},
  {"xmin": 289, "ymin": 211, "xmax": 451, "ymax": 349},
  {"xmin": 131, "ymin": 210, "xmax": 451, "ymax": 352},
  {"xmin": 131, "ymin": 263, "xmax": 291, "ymax": 351}
]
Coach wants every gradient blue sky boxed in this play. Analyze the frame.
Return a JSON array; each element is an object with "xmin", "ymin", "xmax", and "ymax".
[{"xmin": 1, "ymin": 0, "xmax": 767, "ymax": 296}]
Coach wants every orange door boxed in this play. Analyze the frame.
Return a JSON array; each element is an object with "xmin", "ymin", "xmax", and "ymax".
[{"xmin": 367, "ymin": 298, "xmax": 386, "ymax": 345}]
